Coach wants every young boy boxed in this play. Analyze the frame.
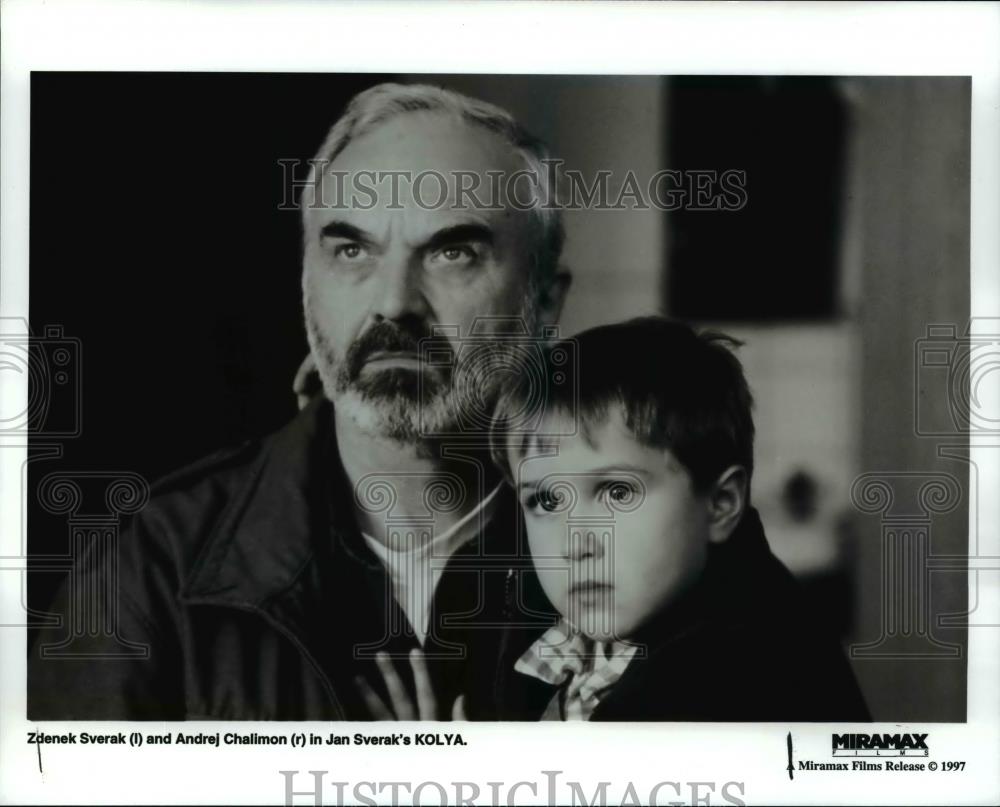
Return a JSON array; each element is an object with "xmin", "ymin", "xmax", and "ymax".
[
  {"xmin": 467, "ymin": 316, "xmax": 870, "ymax": 721},
  {"xmin": 356, "ymin": 317, "xmax": 870, "ymax": 721}
]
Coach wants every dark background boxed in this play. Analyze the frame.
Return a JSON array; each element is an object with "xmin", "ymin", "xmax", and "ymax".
[
  {"xmin": 667, "ymin": 76, "xmax": 846, "ymax": 320},
  {"xmin": 29, "ymin": 72, "xmax": 390, "ymax": 480},
  {"xmin": 27, "ymin": 73, "xmax": 391, "ymax": 615}
]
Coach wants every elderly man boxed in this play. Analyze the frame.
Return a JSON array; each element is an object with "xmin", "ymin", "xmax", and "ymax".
[{"xmin": 29, "ymin": 83, "xmax": 571, "ymax": 719}]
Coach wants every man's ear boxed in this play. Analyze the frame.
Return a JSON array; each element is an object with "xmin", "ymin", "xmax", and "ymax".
[
  {"xmin": 537, "ymin": 267, "xmax": 572, "ymax": 326},
  {"xmin": 292, "ymin": 353, "xmax": 324, "ymax": 410},
  {"xmin": 706, "ymin": 465, "xmax": 748, "ymax": 544}
]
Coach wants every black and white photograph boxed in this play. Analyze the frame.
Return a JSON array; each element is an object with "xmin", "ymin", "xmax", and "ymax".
[
  {"xmin": 2, "ymin": 2, "xmax": 998, "ymax": 806},
  {"xmin": 22, "ymin": 70, "xmax": 970, "ymax": 723}
]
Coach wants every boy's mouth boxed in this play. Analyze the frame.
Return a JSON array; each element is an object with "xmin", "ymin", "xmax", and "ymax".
[{"xmin": 568, "ymin": 581, "xmax": 613, "ymax": 598}]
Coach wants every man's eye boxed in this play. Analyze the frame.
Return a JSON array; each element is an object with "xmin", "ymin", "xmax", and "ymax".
[
  {"xmin": 334, "ymin": 243, "xmax": 367, "ymax": 261},
  {"xmin": 430, "ymin": 245, "xmax": 477, "ymax": 266}
]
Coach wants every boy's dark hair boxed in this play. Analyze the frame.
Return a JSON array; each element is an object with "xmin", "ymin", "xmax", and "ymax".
[{"xmin": 490, "ymin": 316, "xmax": 755, "ymax": 494}]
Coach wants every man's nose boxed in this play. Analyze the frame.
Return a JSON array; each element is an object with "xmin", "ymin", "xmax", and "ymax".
[{"xmin": 372, "ymin": 251, "xmax": 428, "ymax": 323}]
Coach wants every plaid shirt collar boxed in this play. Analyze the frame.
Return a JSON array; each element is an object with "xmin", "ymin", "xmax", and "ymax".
[{"xmin": 513, "ymin": 619, "xmax": 640, "ymax": 720}]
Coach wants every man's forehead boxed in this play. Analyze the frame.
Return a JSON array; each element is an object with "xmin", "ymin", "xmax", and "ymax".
[
  {"xmin": 327, "ymin": 111, "xmax": 522, "ymax": 177},
  {"xmin": 302, "ymin": 112, "xmax": 547, "ymax": 247},
  {"xmin": 304, "ymin": 113, "xmax": 535, "ymax": 238}
]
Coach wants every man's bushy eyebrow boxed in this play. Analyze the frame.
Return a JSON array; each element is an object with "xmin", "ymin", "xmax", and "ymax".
[
  {"xmin": 318, "ymin": 221, "xmax": 495, "ymax": 251},
  {"xmin": 319, "ymin": 220, "xmax": 371, "ymax": 242},
  {"xmin": 422, "ymin": 223, "xmax": 495, "ymax": 251}
]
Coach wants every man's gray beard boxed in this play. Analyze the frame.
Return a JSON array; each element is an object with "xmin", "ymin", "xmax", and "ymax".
[
  {"xmin": 305, "ymin": 320, "xmax": 506, "ymax": 445},
  {"xmin": 304, "ymin": 309, "xmax": 541, "ymax": 446}
]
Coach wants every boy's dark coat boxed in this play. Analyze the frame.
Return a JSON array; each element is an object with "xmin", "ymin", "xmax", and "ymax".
[{"xmin": 471, "ymin": 509, "xmax": 872, "ymax": 722}]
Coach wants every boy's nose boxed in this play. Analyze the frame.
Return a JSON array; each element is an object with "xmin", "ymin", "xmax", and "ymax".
[{"xmin": 566, "ymin": 526, "xmax": 610, "ymax": 561}]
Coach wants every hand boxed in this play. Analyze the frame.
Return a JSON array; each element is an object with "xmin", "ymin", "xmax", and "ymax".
[{"xmin": 355, "ymin": 649, "xmax": 467, "ymax": 721}]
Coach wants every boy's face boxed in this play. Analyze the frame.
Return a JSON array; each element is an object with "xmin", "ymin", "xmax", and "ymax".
[{"xmin": 512, "ymin": 409, "xmax": 711, "ymax": 642}]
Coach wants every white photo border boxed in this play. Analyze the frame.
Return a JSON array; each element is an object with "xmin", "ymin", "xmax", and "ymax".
[{"xmin": 2, "ymin": 1, "xmax": 998, "ymax": 805}]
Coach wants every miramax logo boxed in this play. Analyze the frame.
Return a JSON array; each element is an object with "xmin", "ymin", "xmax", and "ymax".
[{"xmin": 832, "ymin": 733, "xmax": 929, "ymax": 757}]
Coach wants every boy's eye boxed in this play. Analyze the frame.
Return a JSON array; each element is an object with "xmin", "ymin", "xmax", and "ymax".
[
  {"xmin": 599, "ymin": 480, "xmax": 641, "ymax": 511},
  {"xmin": 523, "ymin": 485, "xmax": 573, "ymax": 515}
]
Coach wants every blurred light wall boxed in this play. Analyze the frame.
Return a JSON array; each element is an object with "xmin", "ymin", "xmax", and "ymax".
[{"xmin": 849, "ymin": 77, "xmax": 970, "ymax": 721}]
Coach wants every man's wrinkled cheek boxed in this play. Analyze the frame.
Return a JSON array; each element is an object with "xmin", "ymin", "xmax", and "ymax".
[
  {"xmin": 436, "ymin": 268, "xmax": 527, "ymax": 328},
  {"xmin": 305, "ymin": 276, "xmax": 339, "ymax": 316}
]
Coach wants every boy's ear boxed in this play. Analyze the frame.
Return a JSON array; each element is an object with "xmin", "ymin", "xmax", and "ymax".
[{"xmin": 706, "ymin": 465, "xmax": 748, "ymax": 544}]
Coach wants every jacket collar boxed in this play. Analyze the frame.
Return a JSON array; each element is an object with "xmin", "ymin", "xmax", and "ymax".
[
  {"xmin": 626, "ymin": 506, "xmax": 774, "ymax": 649},
  {"xmin": 180, "ymin": 398, "xmax": 519, "ymax": 609}
]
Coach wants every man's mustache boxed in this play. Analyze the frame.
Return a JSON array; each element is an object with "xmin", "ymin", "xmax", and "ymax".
[{"xmin": 344, "ymin": 320, "xmax": 454, "ymax": 381}]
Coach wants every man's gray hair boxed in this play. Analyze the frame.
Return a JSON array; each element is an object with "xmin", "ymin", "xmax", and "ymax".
[{"xmin": 301, "ymin": 82, "xmax": 565, "ymax": 284}]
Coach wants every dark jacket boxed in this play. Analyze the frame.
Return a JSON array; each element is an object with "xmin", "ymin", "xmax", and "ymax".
[
  {"xmin": 28, "ymin": 399, "xmax": 520, "ymax": 720},
  {"xmin": 469, "ymin": 508, "xmax": 872, "ymax": 722}
]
